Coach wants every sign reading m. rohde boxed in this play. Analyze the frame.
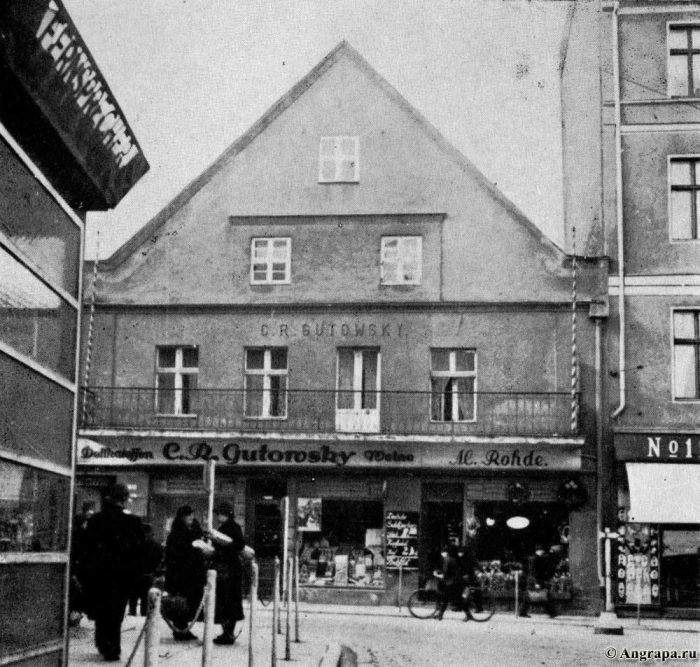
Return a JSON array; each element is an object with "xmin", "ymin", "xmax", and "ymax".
[{"xmin": 78, "ymin": 437, "xmax": 583, "ymax": 470}]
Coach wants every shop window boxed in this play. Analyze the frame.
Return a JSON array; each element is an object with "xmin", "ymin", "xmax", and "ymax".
[
  {"xmin": 670, "ymin": 158, "xmax": 700, "ymax": 240},
  {"xmin": 156, "ymin": 346, "xmax": 199, "ymax": 415},
  {"xmin": 668, "ymin": 24, "xmax": 700, "ymax": 98},
  {"xmin": 430, "ymin": 349, "xmax": 476, "ymax": 422},
  {"xmin": 318, "ymin": 136, "xmax": 359, "ymax": 183},
  {"xmin": 661, "ymin": 528, "xmax": 700, "ymax": 608},
  {"xmin": 0, "ymin": 245, "xmax": 78, "ymax": 381},
  {"xmin": 380, "ymin": 236, "xmax": 422, "ymax": 285},
  {"xmin": 673, "ymin": 310, "xmax": 700, "ymax": 399},
  {"xmin": 250, "ymin": 238, "xmax": 291, "ymax": 284},
  {"xmin": 298, "ymin": 499, "xmax": 384, "ymax": 589},
  {"xmin": 471, "ymin": 502, "xmax": 571, "ymax": 601},
  {"xmin": 244, "ymin": 348, "xmax": 288, "ymax": 418},
  {"xmin": 0, "ymin": 461, "xmax": 69, "ymax": 552}
]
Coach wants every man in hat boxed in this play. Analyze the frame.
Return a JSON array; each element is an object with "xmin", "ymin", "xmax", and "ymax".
[
  {"xmin": 206, "ymin": 501, "xmax": 247, "ymax": 645},
  {"xmin": 81, "ymin": 483, "xmax": 146, "ymax": 661},
  {"xmin": 518, "ymin": 544, "xmax": 557, "ymax": 618}
]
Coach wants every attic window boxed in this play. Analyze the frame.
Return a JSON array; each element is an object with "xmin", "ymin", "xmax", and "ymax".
[{"xmin": 318, "ymin": 136, "xmax": 359, "ymax": 183}]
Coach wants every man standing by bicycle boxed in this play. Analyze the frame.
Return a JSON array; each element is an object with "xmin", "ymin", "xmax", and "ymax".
[{"xmin": 435, "ymin": 545, "xmax": 463, "ymax": 620}]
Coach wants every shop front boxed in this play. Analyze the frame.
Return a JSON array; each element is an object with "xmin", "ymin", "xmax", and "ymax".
[
  {"xmin": 614, "ymin": 432, "xmax": 700, "ymax": 619},
  {"xmin": 76, "ymin": 433, "xmax": 597, "ymax": 611}
]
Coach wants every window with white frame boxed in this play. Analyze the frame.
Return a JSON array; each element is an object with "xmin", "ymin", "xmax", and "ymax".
[
  {"xmin": 673, "ymin": 311, "xmax": 700, "ymax": 399},
  {"xmin": 244, "ymin": 348, "xmax": 288, "ymax": 418},
  {"xmin": 318, "ymin": 136, "xmax": 359, "ymax": 183},
  {"xmin": 670, "ymin": 158, "xmax": 700, "ymax": 240},
  {"xmin": 430, "ymin": 349, "xmax": 476, "ymax": 422},
  {"xmin": 668, "ymin": 24, "xmax": 700, "ymax": 97},
  {"xmin": 251, "ymin": 238, "xmax": 291, "ymax": 284},
  {"xmin": 337, "ymin": 348, "xmax": 379, "ymax": 411},
  {"xmin": 381, "ymin": 236, "xmax": 422, "ymax": 285},
  {"xmin": 156, "ymin": 346, "xmax": 199, "ymax": 415}
]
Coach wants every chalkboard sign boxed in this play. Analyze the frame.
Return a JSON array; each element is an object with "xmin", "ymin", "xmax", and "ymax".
[{"xmin": 385, "ymin": 511, "xmax": 419, "ymax": 570}]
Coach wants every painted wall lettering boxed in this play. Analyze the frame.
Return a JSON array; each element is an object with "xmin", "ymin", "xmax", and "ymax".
[{"xmin": 261, "ymin": 321, "xmax": 405, "ymax": 338}]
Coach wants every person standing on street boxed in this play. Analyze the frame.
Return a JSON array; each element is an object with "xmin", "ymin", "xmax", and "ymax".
[
  {"xmin": 82, "ymin": 484, "xmax": 146, "ymax": 661},
  {"xmin": 164, "ymin": 505, "xmax": 206, "ymax": 640},
  {"xmin": 435, "ymin": 545, "xmax": 464, "ymax": 620},
  {"xmin": 518, "ymin": 544, "xmax": 557, "ymax": 618},
  {"xmin": 206, "ymin": 501, "xmax": 246, "ymax": 645}
]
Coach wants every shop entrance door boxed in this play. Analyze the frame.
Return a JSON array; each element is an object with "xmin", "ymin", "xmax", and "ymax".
[{"xmin": 420, "ymin": 500, "xmax": 463, "ymax": 578}]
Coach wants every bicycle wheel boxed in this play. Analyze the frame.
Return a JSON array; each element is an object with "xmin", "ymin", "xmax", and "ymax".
[
  {"xmin": 407, "ymin": 588, "xmax": 440, "ymax": 619},
  {"xmin": 465, "ymin": 588, "xmax": 494, "ymax": 622}
]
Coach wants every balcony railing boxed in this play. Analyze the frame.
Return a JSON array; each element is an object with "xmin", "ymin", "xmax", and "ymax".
[{"xmin": 80, "ymin": 387, "xmax": 580, "ymax": 437}]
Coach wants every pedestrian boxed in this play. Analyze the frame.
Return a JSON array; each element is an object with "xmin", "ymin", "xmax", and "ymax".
[
  {"xmin": 69, "ymin": 502, "xmax": 96, "ymax": 626},
  {"xmin": 206, "ymin": 501, "xmax": 247, "ymax": 645},
  {"xmin": 435, "ymin": 545, "xmax": 464, "ymax": 620},
  {"xmin": 129, "ymin": 523, "xmax": 163, "ymax": 617},
  {"xmin": 518, "ymin": 544, "xmax": 557, "ymax": 618},
  {"xmin": 81, "ymin": 484, "xmax": 146, "ymax": 661},
  {"xmin": 164, "ymin": 505, "xmax": 206, "ymax": 640}
]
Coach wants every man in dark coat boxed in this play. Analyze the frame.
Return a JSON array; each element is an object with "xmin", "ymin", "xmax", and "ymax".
[
  {"xmin": 164, "ymin": 505, "xmax": 206, "ymax": 640},
  {"xmin": 207, "ymin": 501, "xmax": 246, "ymax": 645},
  {"xmin": 81, "ymin": 484, "xmax": 146, "ymax": 661},
  {"xmin": 518, "ymin": 544, "xmax": 557, "ymax": 618},
  {"xmin": 435, "ymin": 546, "xmax": 464, "ymax": 620}
]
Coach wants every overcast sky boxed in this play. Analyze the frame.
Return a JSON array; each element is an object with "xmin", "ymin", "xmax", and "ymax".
[{"xmin": 62, "ymin": 0, "xmax": 573, "ymax": 260}]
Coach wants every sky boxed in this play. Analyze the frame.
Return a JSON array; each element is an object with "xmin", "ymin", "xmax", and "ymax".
[{"xmin": 62, "ymin": 0, "xmax": 574, "ymax": 260}]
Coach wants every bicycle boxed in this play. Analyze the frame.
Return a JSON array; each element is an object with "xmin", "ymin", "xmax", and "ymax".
[{"xmin": 407, "ymin": 577, "xmax": 495, "ymax": 622}]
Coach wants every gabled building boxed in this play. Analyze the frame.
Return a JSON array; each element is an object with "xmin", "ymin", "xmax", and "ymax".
[{"xmin": 77, "ymin": 42, "xmax": 606, "ymax": 611}]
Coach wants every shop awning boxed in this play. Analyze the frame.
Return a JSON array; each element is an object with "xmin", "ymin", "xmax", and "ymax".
[{"xmin": 626, "ymin": 463, "xmax": 700, "ymax": 523}]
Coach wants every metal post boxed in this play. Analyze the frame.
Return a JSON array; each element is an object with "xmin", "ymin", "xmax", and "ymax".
[
  {"xmin": 514, "ymin": 570, "xmax": 520, "ymax": 617},
  {"xmin": 272, "ymin": 557, "xmax": 280, "ymax": 666},
  {"xmin": 202, "ymin": 570, "xmax": 216, "ymax": 667},
  {"xmin": 594, "ymin": 529, "xmax": 624, "ymax": 635},
  {"xmin": 294, "ymin": 548, "xmax": 300, "ymax": 643},
  {"xmin": 398, "ymin": 564, "xmax": 403, "ymax": 611},
  {"xmin": 285, "ymin": 558, "xmax": 292, "ymax": 660},
  {"xmin": 604, "ymin": 532, "xmax": 613, "ymax": 611},
  {"xmin": 145, "ymin": 588, "xmax": 162, "ymax": 667},
  {"xmin": 205, "ymin": 460, "xmax": 216, "ymax": 533},
  {"xmin": 636, "ymin": 562, "xmax": 642, "ymax": 626},
  {"xmin": 249, "ymin": 560, "xmax": 258, "ymax": 667},
  {"xmin": 282, "ymin": 496, "xmax": 289, "ymax": 603}
]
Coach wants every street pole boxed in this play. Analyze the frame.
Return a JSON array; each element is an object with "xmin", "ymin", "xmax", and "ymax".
[
  {"xmin": 249, "ymin": 560, "xmax": 258, "ymax": 667},
  {"xmin": 202, "ymin": 570, "xmax": 217, "ymax": 667},
  {"xmin": 205, "ymin": 459, "xmax": 216, "ymax": 533},
  {"xmin": 593, "ymin": 528, "xmax": 624, "ymax": 635},
  {"xmin": 144, "ymin": 588, "xmax": 162, "ymax": 667}
]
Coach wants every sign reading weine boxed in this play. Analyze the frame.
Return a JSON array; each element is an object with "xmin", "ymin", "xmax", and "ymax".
[{"xmin": 78, "ymin": 438, "xmax": 581, "ymax": 470}]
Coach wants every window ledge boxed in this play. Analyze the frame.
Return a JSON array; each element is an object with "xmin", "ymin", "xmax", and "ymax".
[{"xmin": 155, "ymin": 413, "xmax": 198, "ymax": 418}]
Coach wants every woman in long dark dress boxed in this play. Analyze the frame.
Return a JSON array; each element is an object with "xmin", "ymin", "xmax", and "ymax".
[
  {"xmin": 207, "ymin": 501, "xmax": 246, "ymax": 645},
  {"xmin": 165, "ymin": 505, "xmax": 206, "ymax": 640}
]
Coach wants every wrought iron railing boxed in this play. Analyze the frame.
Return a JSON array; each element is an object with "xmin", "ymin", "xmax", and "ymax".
[{"xmin": 80, "ymin": 387, "xmax": 580, "ymax": 437}]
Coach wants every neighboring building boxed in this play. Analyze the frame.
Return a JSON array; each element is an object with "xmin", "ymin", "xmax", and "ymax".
[
  {"xmin": 0, "ymin": 2, "xmax": 148, "ymax": 666},
  {"xmin": 576, "ymin": 0, "xmax": 700, "ymax": 618},
  {"xmin": 77, "ymin": 42, "xmax": 607, "ymax": 612}
]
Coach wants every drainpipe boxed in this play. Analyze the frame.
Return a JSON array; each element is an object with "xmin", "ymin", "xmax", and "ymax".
[
  {"xmin": 595, "ymin": 317, "xmax": 604, "ymax": 587},
  {"xmin": 611, "ymin": 0, "xmax": 626, "ymax": 420}
]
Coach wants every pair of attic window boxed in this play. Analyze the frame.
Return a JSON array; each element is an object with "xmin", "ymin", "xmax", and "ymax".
[{"xmin": 319, "ymin": 136, "xmax": 359, "ymax": 183}]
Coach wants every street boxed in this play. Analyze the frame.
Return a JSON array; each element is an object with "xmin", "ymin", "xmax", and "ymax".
[{"xmin": 69, "ymin": 605, "xmax": 699, "ymax": 667}]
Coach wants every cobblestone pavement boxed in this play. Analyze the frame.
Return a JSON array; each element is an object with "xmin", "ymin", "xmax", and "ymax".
[{"xmin": 69, "ymin": 604, "xmax": 699, "ymax": 667}]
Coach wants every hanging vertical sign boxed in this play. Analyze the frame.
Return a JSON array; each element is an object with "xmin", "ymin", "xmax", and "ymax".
[{"xmin": 615, "ymin": 509, "xmax": 660, "ymax": 605}]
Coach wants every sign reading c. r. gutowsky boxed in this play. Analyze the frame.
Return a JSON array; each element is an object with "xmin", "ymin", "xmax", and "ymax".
[{"xmin": 78, "ymin": 437, "xmax": 582, "ymax": 470}]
